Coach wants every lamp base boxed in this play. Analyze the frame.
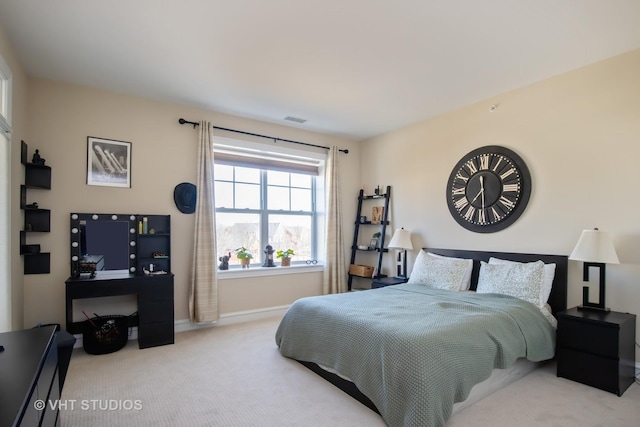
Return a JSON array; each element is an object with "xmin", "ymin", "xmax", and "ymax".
[{"xmin": 577, "ymin": 305, "xmax": 610, "ymax": 312}]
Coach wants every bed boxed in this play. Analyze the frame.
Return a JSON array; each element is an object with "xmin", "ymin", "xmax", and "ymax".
[{"xmin": 275, "ymin": 248, "xmax": 568, "ymax": 427}]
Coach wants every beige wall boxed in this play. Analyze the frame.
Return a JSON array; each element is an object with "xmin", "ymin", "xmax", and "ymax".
[
  {"xmin": 0, "ymin": 25, "xmax": 29, "ymax": 330},
  {"xmin": 22, "ymin": 78, "xmax": 360, "ymax": 327},
  {"xmin": 361, "ymin": 49, "xmax": 640, "ymax": 358}
]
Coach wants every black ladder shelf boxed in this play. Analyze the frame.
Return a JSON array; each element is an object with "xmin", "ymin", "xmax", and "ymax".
[{"xmin": 348, "ymin": 186, "xmax": 391, "ymax": 291}]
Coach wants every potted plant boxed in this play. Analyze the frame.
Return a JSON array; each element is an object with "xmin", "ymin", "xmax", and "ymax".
[
  {"xmin": 276, "ymin": 249, "xmax": 295, "ymax": 266},
  {"xmin": 235, "ymin": 247, "xmax": 253, "ymax": 268}
]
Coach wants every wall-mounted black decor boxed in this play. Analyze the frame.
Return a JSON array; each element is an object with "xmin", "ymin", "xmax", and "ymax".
[
  {"xmin": 173, "ymin": 182, "xmax": 196, "ymax": 214},
  {"xmin": 20, "ymin": 140, "xmax": 51, "ymax": 274}
]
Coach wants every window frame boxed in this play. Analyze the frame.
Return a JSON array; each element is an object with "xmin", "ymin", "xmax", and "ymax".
[
  {"xmin": 0, "ymin": 54, "xmax": 12, "ymax": 133},
  {"xmin": 212, "ymin": 136, "xmax": 325, "ymax": 273},
  {"xmin": 0, "ymin": 54, "xmax": 11, "ymax": 332}
]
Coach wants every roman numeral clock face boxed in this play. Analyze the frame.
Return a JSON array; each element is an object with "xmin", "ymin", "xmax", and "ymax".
[{"xmin": 446, "ymin": 146, "xmax": 531, "ymax": 233}]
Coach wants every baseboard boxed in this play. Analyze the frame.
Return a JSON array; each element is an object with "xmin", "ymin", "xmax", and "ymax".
[
  {"xmin": 174, "ymin": 304, "xmax": 290, "ymax": 332},
  {"xmin": 71, "ymin": 305, "xmax": 289, "ymax": 349}
]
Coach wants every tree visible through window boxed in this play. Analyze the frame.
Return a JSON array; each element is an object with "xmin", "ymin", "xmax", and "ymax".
[{"xmin": 214, "ymin": 163, "xmax": 316, "ymax": 267}]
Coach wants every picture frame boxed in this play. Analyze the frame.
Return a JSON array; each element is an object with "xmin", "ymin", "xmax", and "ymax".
[
  {"xmin": 369, "ymin": 238, "xmax": 378, "ymax": 250},
  {"xmin": 87, "ymin": 136, "xmax": 132, "ymax": 188}
]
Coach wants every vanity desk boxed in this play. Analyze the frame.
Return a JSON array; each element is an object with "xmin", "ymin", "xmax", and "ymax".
[
  {"xmin": 66, "ymin": 213, "xmax": 174, "ymax": 349},
  {"xmin": 65, "ymin": 271, "xmax": 174, "ymax": 349}
]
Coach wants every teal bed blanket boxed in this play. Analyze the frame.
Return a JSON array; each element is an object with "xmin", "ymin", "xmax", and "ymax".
[{"xmin": 275, "ymin": 283, "xmax": 556, "ymax": 427}]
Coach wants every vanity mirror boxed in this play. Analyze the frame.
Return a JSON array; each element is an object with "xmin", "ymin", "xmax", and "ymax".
[{"xmin": 70, "ymin": 213, "xmax": 138, "ymax": 277}]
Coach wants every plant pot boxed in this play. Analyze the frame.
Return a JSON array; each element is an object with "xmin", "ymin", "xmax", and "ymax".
[
  {"xmin": 281, "ymin": 257, "xmax": 291, "ymax": 267},
  {"xmin": 240, "ymin": 258, "xmax": 251, "ymax": 268}
]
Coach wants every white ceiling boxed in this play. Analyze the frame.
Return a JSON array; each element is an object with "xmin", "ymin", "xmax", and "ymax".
[{"xmin": 1, "ymin": 1, "xmax": 640, "ymax": 140}]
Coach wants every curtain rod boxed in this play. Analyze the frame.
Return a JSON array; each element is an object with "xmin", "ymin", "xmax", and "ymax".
[{"xmin": 178, "ymin": 118, "xmax": 348, "ymax": 154}]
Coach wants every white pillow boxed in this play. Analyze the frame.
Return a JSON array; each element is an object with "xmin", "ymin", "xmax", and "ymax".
[
  {"xmin": 488, "ymin": 257, "xmax": 556, "ymax": 307},
  {"xmin": 408, "ymin": 250, "xmax": 469, "ymax": 291},
  {"xmin": 476, "ymin": 260, "xmax": 545, "ymax": 308},
  {"xmin": 427, "ymin": 252, "xmax": 473, "ymax": 290}
]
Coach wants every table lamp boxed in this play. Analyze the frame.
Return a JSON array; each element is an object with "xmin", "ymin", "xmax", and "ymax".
[
  {"xmin": 387, "ymin": 228, "xmax": 413, "ymax": 279},
  {"xmin": 569, "ymin": 228, "xmax": 619, "ymax": 311}
]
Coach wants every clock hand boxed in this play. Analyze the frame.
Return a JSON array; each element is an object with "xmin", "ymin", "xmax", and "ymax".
[
  {"xmin": 469, "ymin": 176, "xmax": 486, "ymax": 205},
  {"xmin": 470, "ymin": 187, "xmax": 484, "ymax": 204},
  {"xmin": 480, "ymin": 176, "xmax": 485, "ymax": 209}
]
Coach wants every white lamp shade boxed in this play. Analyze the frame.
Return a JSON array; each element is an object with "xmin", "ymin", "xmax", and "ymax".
[
  {"xmin": 569, "ymin": 229, "xmax": 619, "ymax": 264},
  {"xmin": 388, "ymin": 228, "xmax": 413, "ymax": 250}
]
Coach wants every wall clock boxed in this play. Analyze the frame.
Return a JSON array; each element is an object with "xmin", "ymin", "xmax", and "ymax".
[{"xmin": 446, "ymin": 145, "xmax": 531, "ymax": 233}]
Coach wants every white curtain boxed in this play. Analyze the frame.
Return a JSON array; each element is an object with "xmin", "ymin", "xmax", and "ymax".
[
  {"xmin": 189, "ymin": 120, "xmax": 219, "ymax": 323},
  {"xmin": 322, "ymin": 146, "xmax": 346, "ymax": 294}
]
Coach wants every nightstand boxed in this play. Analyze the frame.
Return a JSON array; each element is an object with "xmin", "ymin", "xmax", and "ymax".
[
  {"xmin": 556, "ymin": 307, "xmax": 636, "ymax": 396},
  {"xmin": 371, "ymin": 277, "xmax": 408, "ymax": 289}
]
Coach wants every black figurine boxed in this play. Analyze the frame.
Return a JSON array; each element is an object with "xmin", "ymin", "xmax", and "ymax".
[
  {"xmin": 262, "ymin": 245, "xmax": 276, "ymax": 267},
  {"xmin": 218, "ymin": 252, "xmax": 230, "ymax": 270},
  {"xmin": 32, "ymin": 149, "xmax": 45, "ymax": 165}
]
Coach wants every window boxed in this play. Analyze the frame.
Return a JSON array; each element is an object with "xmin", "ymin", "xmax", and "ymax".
[
  {"xmin": 0, "ymin": 54, "xmax": 11, "ymax": 332},
  {"xmin": 213, "ymin": 142, "xmax": 322, "ymax": 268},
  {"xmin": 0, "ymin": 54, "xmax": 11, "ymax": 132}
]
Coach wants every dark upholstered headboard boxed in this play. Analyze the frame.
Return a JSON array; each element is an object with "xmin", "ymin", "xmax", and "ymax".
[{"xmin": 424, "ymin": 248, "xmax": 568, "ymax": 315}]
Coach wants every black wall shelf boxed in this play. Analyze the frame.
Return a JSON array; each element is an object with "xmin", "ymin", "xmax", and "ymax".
[{"xmin": 19, "ymin": 141, "xmax": 52, "ymax": 274}]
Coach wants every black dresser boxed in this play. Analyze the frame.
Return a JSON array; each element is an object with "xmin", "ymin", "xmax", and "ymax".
[
  {"xmin": 556, "ymin": 307, "xmax": 636, "ymax": 396},
  {"xmin": 0, "ymin": 326, "xmax": 60, "ymax": 426}
]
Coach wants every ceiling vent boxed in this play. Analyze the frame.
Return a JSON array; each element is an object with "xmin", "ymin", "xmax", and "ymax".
[{"xmin": 284, "ymin": 116, "xmax": 307, "ymax": 124}]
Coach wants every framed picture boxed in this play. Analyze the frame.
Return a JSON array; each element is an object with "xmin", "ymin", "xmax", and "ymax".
[
  {"xmin": 87, "ymin": 137, "xmax": 132, "ymax": 188},
  {"xmin": 369, "ymin": 238, "xmax": 378, "ymax": 250}
]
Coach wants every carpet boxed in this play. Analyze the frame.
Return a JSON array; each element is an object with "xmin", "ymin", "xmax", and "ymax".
[{"xmin": 60, "ymin": 316, "xmax": 639, "ymax": 426}]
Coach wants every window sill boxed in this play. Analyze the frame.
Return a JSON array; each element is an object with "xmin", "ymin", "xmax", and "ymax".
[{"xmin": 217, "ymin": 264, "xmax": 323, "ymax": 279}]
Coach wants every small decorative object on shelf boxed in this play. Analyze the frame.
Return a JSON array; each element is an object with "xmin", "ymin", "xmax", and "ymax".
[
  {"xmin": 374, "ymin": 185, "xmax": 380, "ymax": 195},
  {"xmin": 143, "ymin": 267, "xmax": 168, "ymax": 275},
  {"xmin": 218, "ymin": 252, "xmax": 230, "ymax": 270},
  {"xmin": 360, "ymin": 215, "xmax": 367, "ymax": 223},
  {"xmin": 369, "ymin": 238, "xmax": 378, "ymax": 250},
  {"xmin": 32, "ymin": 149, "xmax": 46, "ymax": 165},
  {"xmin": 235, "ymin": 247, "xmax": 253, "ymax": 268},
  {"xmin": 263, "ymin": 245, "xmax": 276, "ymax": 267},
  {"xmin": 277, "ymin": 249, "xmax": 295, "ymax": 267},
  {"xmin": 371, "ymin": 206, "xmax": 384, "ymax": 224}
]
